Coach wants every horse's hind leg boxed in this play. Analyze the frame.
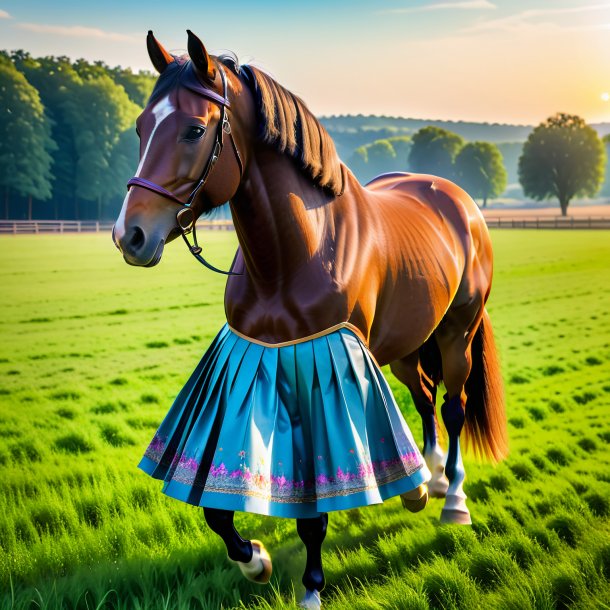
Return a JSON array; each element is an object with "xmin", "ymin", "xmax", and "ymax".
[
  {"xmin": 297, "ymin": 513, "xmax": 328, "ymax": 609},
  {"xmin": 435, "ymin": 305, "xmax": 482, "ymax": 525},
  {"xmin": 390, "ymin": 354, "xmax": 449, "ymax": 498},
  {"xmin": 203, "ymin": 507, "xmax": 272, "ymax": 583}
]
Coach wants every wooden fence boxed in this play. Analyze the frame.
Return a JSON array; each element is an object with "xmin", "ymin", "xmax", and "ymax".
[
  {"xmin": 484, "ymin": 217, "xmax": 610, "ymax": 229},
  {"xmin": 0, "ymin": 220, "xmax": 235, "ymax": 234},
  {"xmin": 1, "ymin": 217, "xmax": 609, "ymax": 234}
]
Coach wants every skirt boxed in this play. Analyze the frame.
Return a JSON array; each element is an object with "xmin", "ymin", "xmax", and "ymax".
[{"xmin": 138, "ymin": 323, "xmax": 430, "ymax": 518}]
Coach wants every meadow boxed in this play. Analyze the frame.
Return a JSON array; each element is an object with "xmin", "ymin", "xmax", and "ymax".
[{"xmin": 0, "ymin": 229, "xmax": 609, "ymax": 609}]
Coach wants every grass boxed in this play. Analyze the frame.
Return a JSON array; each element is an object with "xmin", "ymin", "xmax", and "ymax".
[{"xmin": 0, "ymin": 230, "xmax": 609, "ymax": 609}]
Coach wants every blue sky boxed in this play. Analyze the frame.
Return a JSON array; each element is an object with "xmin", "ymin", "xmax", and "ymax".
[{"xmin": 1, "ymin": 1, "xmax": 609, "ymax": 124}]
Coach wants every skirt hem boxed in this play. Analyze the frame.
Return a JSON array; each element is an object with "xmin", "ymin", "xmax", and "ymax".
[{"xmin": 139, "ymin": 455, "xmax": 431, "ymax": 519}]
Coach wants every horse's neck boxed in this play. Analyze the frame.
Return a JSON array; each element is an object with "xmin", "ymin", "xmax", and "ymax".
[{"xmin": 229, "ymin": 145, "xmax": 340, "ymax": 285}]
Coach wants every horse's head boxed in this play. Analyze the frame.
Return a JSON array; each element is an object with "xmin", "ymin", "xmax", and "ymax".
[{"xmin": 113, "ymin": 31, "xmax": 247, "ymax": 266}]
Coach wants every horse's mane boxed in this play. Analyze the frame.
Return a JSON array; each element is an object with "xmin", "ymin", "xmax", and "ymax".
[
  {"xmin": 239, "ymin": 63, "xmax": 344, "ymax": 196},
  {"xmin": 148, "ymin": 54, "xmax": 344, "ymax": 196}
]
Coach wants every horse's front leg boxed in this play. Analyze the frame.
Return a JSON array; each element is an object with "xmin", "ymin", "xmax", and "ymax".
[
  {"xmin": 203, "ymin": 507, "xmax": 272, "ymax": 583},
  {"xmin": 297, "ymin": 513, "xmax": 328, "ymax": 609}
]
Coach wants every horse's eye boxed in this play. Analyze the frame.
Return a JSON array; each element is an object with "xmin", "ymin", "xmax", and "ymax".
[{"xmin": 184, "ymin": 126, "xmax": 206, "ymax": 141}]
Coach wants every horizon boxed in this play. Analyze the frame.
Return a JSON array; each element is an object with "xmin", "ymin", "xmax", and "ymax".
[{"xmin": 1, "ymin": 1, "xmax": 609, "ymax": 124}]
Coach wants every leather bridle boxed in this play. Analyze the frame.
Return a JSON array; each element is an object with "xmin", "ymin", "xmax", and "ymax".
[{"xmin": 126, "ymin": 67, "xmax": 242, "ymax": 275}]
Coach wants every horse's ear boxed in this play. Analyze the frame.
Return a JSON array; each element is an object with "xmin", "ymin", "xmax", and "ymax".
[
  {"xmin": 147, "ymin": 31, "xmax": 174, "ymax": 74},
  {"xmin": 186, "ymin": 30, "xmax": 216, "ymax": 83}
]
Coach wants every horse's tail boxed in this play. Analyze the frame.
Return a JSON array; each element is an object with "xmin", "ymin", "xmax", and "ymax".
[{"xmin": 464, "ymin": 308, "xmax": 508, "ymax": 462}]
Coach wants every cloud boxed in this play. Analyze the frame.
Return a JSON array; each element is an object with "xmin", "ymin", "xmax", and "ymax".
[
  {"xmin": 15, "ymin": 22, "xmax": 137, "ymax": 42},
  {"xmin": 0, "ymin": 9, "xmax": 11, "ymax": 19},
  {"xmin": 381, "ymin": 1, "xmax": 496, "ymax": 14},
  {"xmin": 464, "ymin": 2, "xmax": 610, "ymax": 33}
]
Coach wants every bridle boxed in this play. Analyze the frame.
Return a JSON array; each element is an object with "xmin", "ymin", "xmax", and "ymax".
[{"xmin": 126, "ymin": 66, "xmax": 243, "ymax": 275}]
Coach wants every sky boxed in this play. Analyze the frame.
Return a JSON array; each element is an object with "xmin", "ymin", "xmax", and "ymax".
[{"xmin": 1, "ymin": 0, "xmax": 609, "ymax": 125}]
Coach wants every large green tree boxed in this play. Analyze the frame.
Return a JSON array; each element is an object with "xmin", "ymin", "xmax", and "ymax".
[
  {"xmin": 408, "ymin": 126, "xmax": 464, "ymax": 179},
  {"xmin": 62, "ymin": 74, "xmax": 140, "ymax": 219},
  {"xmin": 12, "ymin": 52, "xmax": 83, "ymax": 218},
  {"xmin": 454, "ymin": 141, "xmax": 507, "ymax": 208},
  {"xmin": 518, "ymin": 113, "xmax": 605, "ymax": 216},
  {"xmin": 0, "ymin": 54, "xmax": 55, "ymax": 219}
]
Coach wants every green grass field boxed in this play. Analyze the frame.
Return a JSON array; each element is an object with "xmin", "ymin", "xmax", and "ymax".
[{"xmin": 1, "ymin": 230, "xmax": 609, "ymax": 609}]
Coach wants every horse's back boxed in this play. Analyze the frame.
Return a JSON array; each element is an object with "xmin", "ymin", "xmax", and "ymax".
[
  {"xmin": 357, "ymin": 171, "xmax": 493, "ymax": 361},
  {"xmin": 365, "ymin": 171, "xmax": 486, "ymax": 236}
]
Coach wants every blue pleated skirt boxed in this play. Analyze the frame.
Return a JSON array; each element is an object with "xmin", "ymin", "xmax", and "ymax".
[{"xmin": 138, "ymin": 324, "xmax": 430, "ymax": 518}]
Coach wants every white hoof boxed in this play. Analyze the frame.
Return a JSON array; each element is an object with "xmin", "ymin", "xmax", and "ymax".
[
  {"xmin": 440, "ymin": 494, "xmax": 471, "ymax": 525},
  {"xmin": 299, "ymin": 589, "xmax": 321, "ymax": 609},
  {"xmin": 440, "ymin": 508, "xmax": 472, "ymax": 525},
  {"xmin": 234, "ymin": 539, "xmax": 272, "ymax": 584}
]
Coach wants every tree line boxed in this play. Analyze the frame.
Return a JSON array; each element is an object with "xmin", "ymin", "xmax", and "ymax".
[
  {"xmin": 0, "ymin": 51, "xmax": 155, "ymax": 220},
  {"xmin": 1, "ymin": 50, "xmax": 607, "ymax": 219},
  {"xmin": 349, "ymin": 118, "xmax": 608, "ymax": 214}
]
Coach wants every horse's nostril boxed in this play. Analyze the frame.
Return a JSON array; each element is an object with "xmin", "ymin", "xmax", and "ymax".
[{"xmin": 129, "ymin": 226, "xmax": 145, "ymax": 251}]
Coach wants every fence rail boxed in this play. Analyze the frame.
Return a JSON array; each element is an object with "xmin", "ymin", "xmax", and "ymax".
[
  {"xmin": 484, "ymin": 217, "xmax": 610, "ymax": 229},
  {"xmin": 2, "ymin": 217, "xmax": 610, "ymax": 234},
  {"xmin": 0, "ymin": 219, "xmax": 235, "ymax": 234}
]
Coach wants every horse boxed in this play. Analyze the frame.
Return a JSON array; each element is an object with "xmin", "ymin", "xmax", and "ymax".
[{"xmin": 113, "ymin": 30, "xmax": 508, "ymax": 609}]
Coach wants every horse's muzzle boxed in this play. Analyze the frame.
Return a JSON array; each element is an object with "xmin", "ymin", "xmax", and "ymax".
[{"xmin": 116, "ymin": 223, "xmax": 165, "ymax": 267}]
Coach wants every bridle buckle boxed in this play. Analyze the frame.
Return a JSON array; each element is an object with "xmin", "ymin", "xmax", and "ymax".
[{"xmin": 176, "ymin": 207, "xmax": 195, "ymax": 233}]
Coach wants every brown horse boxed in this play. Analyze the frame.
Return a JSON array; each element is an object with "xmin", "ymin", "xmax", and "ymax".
[{"xmin": 113, "ymin": 30, "xmax": 507, "ymax": 608}]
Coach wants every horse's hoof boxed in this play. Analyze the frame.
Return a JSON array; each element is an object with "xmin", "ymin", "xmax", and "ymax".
[
  {"xmin": 299, "ymin": 589, "xmax": 321, "ymax": 609},
  {"xmin": 400, "ymin": 483, "xmax": 429, "ymax": 513},
  {"xmin": 440, "ymin": 508, "xmax": 472, "ymax": 525},
  {"xmin": 235, "ymin": 539, "xmax": 272, "ymax": 584},
  {"xmin": 428, "ymin": 466, "xmax": 449, "ymax": 498}
]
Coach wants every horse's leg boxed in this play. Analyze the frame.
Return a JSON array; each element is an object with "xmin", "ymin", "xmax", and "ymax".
[
  {"xmin": 435, "ymin": 306, "xmax": 482, "ymax": 525},
  {"xmin": 203, "ymin": 507, "xmax": 272, "ymax": 583},
  {"xmin": 296, "ymin": 513, "xmax": 328, "ymax": 609},
  {"xmin": 390, "ymin": 354, "xmax": 448, "ymax": 500}
]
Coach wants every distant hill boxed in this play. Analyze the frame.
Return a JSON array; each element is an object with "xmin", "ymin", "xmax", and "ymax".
[{"xmin": 319, "ymin": 114, "xmax": 610, "ymax": 161}]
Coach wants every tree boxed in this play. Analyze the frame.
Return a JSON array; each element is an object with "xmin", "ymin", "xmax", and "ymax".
[
  {"xmin": 62, "ymin": 74, "xmax": 140, "ymax": 219},
  {"xmin": 601, "ymin": 135, "xmax": 610, "ymax": 197},
  {"xmin": 454, "ymin": 142, "xmax": 507, "ymax": 208},
  {"xmin": 518, "ymin": 113, "xmax": 606, "ymax": 216},
  {"xmin": 12, "ymin": 53, "xmax": 83, "ymax": 218},
  {"xmin": 110, "ymin": 67, "xmax": 156, "ymax": 107},
  {"xmin": 408, "ymin": 126, "xmax": 464, "ymax": 179},
  {"xmin": 347, "ymin": 136, "xmax": 411, "ymax": 184},
  {"xmin": 387, "ymin": 136, "xmax": 411, "ymax": 169},
  {"xmin": 0, "ymin": 55, "xmax": 55, "ymax": 219}
]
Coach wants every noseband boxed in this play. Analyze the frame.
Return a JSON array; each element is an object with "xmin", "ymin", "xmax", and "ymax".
[{"xmin": 126, "ymin": 67, "xmax": 242, "ymax": 275}]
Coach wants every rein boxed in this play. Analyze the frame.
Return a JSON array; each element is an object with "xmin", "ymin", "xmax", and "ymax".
[{"xmin": 126, "ymin": 67, "xmax": 242, "ymax": 276}]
